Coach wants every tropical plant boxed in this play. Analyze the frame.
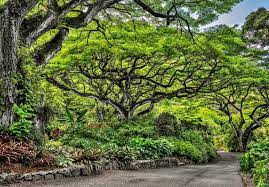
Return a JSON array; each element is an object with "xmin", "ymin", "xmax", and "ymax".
[
  {"xmin": 8, "ymin": 104, "xmax": 34, "ymax": 140},
  {"xmin": 56, "ymin": 154, "xmax": 74, "ymax": 167},
  {"xmin": 128, "ymin": 137, "xmax": 174, "ymax": 159},
  {"xmin": 241, "ymin": 138, "xmax": 269, "ymax": 187}
]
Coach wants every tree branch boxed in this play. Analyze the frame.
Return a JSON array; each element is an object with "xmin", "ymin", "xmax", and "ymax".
[
  {"xmin": 21, "ymin": 0, "xmax": 120, "ymax": 46},
  {"xmin": 133, "ymin": 0, "xmax": 176, "ymax": 20},
  {"xmin": 33, "ymin": 27, "xmax": 69, "ymax": 65}
]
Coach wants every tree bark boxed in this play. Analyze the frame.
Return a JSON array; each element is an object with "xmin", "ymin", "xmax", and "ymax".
[
  {"xmin": 238, "ymin": 135, "xmax": 246, "ymax": 152},
  {"xmin": 239, "ymin": 124, "xmax": 258, "ymax": 152},
  {"xmin": 237, "ymin": 130, "xmax": 253, "ymax": 152},
  {"xmin": 0, "ymin": 7, "xmax": 20, "ymax": 128}
]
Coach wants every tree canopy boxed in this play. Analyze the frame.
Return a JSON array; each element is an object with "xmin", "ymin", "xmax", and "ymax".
[
  {"xmin": 0, "ymin": 0, "xmax": 242, "ymax": 128},
  {"xmin": 242, "ymin": 7, "xmax": 269, "ymax": 47},
  {"xmin": 44, "ymin": 22, "xmax": 224, "ymax": 119}
]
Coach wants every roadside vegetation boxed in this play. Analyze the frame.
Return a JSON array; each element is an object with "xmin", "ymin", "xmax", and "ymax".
[{"xmin": 241, "ymin": 137, "xmax": 269, "ymax": 187}]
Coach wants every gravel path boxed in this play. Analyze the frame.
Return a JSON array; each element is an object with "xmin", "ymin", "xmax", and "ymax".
[{"xmin": 10, "ymin": 152, "xmax": 244, "ymax": 187}]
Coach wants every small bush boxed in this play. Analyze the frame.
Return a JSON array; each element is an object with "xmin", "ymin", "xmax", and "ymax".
[
  {"xmin": 60, "ymin": 124, "xmax": 111, "ymax": 149},
  {"xmin": 155, "ymin": 112, "xmax": 178, "ymax": 136},
  {"xmin": 56, "ymin": 154, "xmax": 74, "ymax": 167},
  {"xmin": 116, "ymin": 123, "xmax": 156, "ymax": 139},
  {"xmin": 76, "ymin": 148, "xmax": 107, "ymax": 162},
  {"xmin": 65, "ymin": 137, "xmax": 104, "ymax": 149}
]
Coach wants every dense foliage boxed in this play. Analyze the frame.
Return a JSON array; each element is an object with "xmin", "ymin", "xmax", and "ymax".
[
  {"xmin": 242, "ymin": 8, "xmax": 269, "ymax": 47},
  {"xmin": 46, "ymin": 113, "xmax": 216, "ymax": 165},
  {"xmin": 240, "ymin": 138, "xmax": 269, "ymax": 187}
]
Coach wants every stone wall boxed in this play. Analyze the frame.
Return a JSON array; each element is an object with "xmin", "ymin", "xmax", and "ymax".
[{"xmin": 0, "ymin": 157, "xmax": 185, "ymax": 185}]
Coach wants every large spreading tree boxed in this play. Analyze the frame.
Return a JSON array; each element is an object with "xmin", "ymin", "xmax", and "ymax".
[
  {"xmin": 0, "ymin": 0, "xmax": 241, "ymax": 128},
  {"xmin": 204, "ymin": 26, "xmax": 269, "ymax": 152},
  {"xmin": 45, "ymin": 23, "xmax": 222, "ymax": 120},
  {"xmin": 212, "ymin": 82, "xmax": 269, "ymax": 152}
]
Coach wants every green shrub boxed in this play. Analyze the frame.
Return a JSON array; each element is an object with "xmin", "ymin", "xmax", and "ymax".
[
  {"xmin": 116, "ymin": 124, "xmax": 156, "ymax": 140},
  {"xmin": 128, "ymin": 137, "xmax": 174, "ymax": 159},
  {"xmin": 240, "ymin": 153, "xmax": 253, "ymax": 172},
  {"xmin": 155, "ymin": 112, "xmax": 178, "ymax": 136},
  {"xmin": 9, "ymin": 104, "xmax": 33, "ymax": 140},
  {"xmin": 106, "ymin": 145, "xmax": 139, "ymax": 163},
  {"xmin": 108, "ymin": 118, "xmax": 157, "ymax": 146},
  {"xmin": 65, "ymin": 108, "xmax": 88, "ymax": 126},
  {"xmin": 240, "ymin": 138, "xmax": 269, "ymax": 187},
  {"xmin": 172, "ymin": 140, "xmax": 207, "ymax": 163},
  {"xmin": 56, "ymin": 154, "xmax": 74, "ymax": 167},
  {"xmin": 248, "ymin": 139, "xmax": 269, "ymax": 161},
  {"xmin": 179, "ymin": 130, "xmax": 217, "ymax": 160},
  {"xmin": 179, "ymin": 130, "xmax": 207, "ymax": 143},
  {"xmin": 253, "ymin": 159, "xmax": 269, "ymax": 187},
  {"xmin": 54, "ymin": 115, "xmax": 216, "ymax": 164},
  {"xmin": 61, "ymin": 124, "xmax": 112, "ymax": 148}
]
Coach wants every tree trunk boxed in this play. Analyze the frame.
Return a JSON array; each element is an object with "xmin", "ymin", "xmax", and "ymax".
[
  {"xmin": 238, "ymin": 139, "xmax": 246, "ymax": 152},
  {"xmin": 238, "ymin": 133, "xmax": 248, "ymax": 152},
  {"xmin": 0, "ymin": 8, "xmax": 20, "ymax": 128},
  {"xmin": 238, "ymin": 124, "xmax": 260, "ymax": 152}
]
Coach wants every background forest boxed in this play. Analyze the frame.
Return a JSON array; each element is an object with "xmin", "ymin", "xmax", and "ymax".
[{"xmin": 0, "ymin": 0, "xmax": 269, "ymax": 186}]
